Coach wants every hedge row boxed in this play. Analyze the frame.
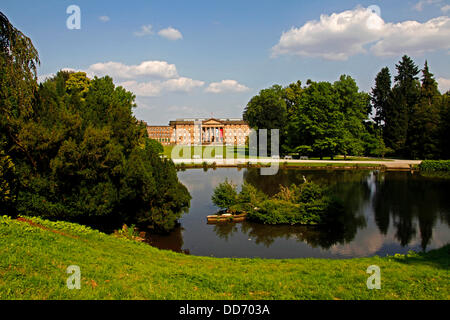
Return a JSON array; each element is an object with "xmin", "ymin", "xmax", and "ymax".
[{"xmin": 419, "ymin": 160, "xmax": 450, "ymax": 172}]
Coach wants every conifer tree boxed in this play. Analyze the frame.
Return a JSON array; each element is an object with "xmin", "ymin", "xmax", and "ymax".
[
  {"xmin": 407, "ymin": 61, "xmax": 441, "ymax": 159},
  {"xmin": 384, "ymin": 55, "xmax": 420, "ymax": 155},
  {"xmin": 371, "ymin": 67, "xmax": 391, "ymax": 129}
]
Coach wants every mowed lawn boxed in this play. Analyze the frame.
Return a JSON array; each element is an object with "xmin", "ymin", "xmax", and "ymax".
[
  {"xmin": 0, "ymin": 216, "xmax": 448, "ymax": 300},
  {"xmin": 163, "ymin": 145, "xmax": 248, "ymax": 159},
  {"xmin": 163, "ymin": 145, "xmax": 393, "ymax": 162}
]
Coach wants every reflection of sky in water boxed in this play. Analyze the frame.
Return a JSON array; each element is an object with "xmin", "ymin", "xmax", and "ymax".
[{"xmin": 149, "ymin": 168, "xmax": 450, "ymax": 259}]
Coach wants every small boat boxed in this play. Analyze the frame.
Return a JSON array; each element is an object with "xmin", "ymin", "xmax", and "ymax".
[{"xmin": 207, "ymin": 212, "xmax": 248, "ymax": 224}]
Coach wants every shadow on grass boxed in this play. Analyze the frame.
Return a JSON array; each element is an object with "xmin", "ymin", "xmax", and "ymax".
[{"xmin": 392, "ymin": 244, "xmax": 449, "ymax": 271}]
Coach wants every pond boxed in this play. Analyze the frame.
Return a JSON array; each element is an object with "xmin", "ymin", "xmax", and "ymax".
[{"xmin": 146, "ymin": 168, "xmax": 450, "ymax": 259}]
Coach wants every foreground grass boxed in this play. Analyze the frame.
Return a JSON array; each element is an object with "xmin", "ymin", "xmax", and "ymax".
[{"xmin": 0, "ymin": 216, "xmax": 448, "ymax": 300}]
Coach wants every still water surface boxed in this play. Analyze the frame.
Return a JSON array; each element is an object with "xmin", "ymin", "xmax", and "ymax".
[{"xmin": 147, "ymin": 168, "xmax": 450, "ymax": 259}]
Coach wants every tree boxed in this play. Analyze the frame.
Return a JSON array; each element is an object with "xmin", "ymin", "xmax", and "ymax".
[
  {"xmin": 0, "ymin": 12, "xmax": 191, "ymax": 231},
  {"xmin": 0, "ymin": 150, "xmax": 15, "ymax": 212},
  {"xmin": 333, "ymin": 75, "xmax": 370, "ymax": 159},
  {"xmin": 407, "ymin": 61, "xmax": 442, "ymax": 159},
  {"xmin": 290, "ymin": 80, "xmax": 344, "ymax": 159},
  {"xmin": 65, "ymin": 71, "xmax": 91, "ymax": 97},
  {"xmin": 384, "ymin": 55, "xmax": 420, "ymax": 155},
  {"xmin": 14, "ymin": 73, "xmax": 191, "ymax": 232},
  {"xmin": 439, "ymin": 92, "xmax": 450, "ymax": 159},
  {"xmin": 211, "ymin": 179, "xmax": 238, "ymax": 209},
  {"xmin": 0, "ymin": 11, "xmax": 40, "ymax": 214},
  {"xmin": 243, "ymin": 85, "xmax": 288, "ymax": 155},
  {"xmin": 283, "ymin": 76, "xmax": 370, "ymax": 159},
  {"xmin": 371, "ymin": 67, "xmax": 391, "ymax": 128}
]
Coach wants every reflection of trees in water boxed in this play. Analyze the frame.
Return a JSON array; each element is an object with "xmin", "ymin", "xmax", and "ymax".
[
  {"xmin": 145, "ymin": 225, "xmax": 189, "ymax": 254},
  {"xmin": 208, "ymin": 169, "xmax": 450, "ymax": 252},
  {"xmin": 217, "ymin": 214, "xmax": 367, "ymax": 249},
  {"xmin": 212, "ymin": 223, "xmax": 239, "ymax": 241},
  {"xmin": 372, "ymin": 172, "xmax": 450, "ymax": 250},
  {"xmin": 233, "ymin": 169, "xmax": 369, "ymax": 249}
]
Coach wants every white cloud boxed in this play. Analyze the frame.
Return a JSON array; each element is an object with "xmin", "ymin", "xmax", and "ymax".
[
  {"xmin": 158, "ymin": 27, "xmax": 183, "ymax": 40},
  {"xmin": 438, "ymin": 77, "xmax": 450, "ymax": 93},
  {"xmin": 441, "ymin": 4, "xmax": 450, "ymax": 13},
  {"xmin": 370, "ymin": 16, "xmax": 450, "ymax": 57},
  {"xmin": 205, "ymin": 80, "xmax": 250, "ymax": 93},
  {"xmin": 272, "ymin": 7, "xmax": 450, "ymax": 60},
  {"xmin": 163, "ymin": 77, "xmax": 204, "ymax": 91},
  {"xmin": 118, "ymin": 78, "xmax": 204, "ymax": 97},
  {"xmin": 85, "ymin": 60, "xmax": 204, "ymax": 96},
  {"xmin": 99, "ymin": 16, "xmax": 110, "ymax": 22},
  {"xmin": 134, "ymin": 25, "xmax": 154, "ymax": 37},
  {"xmin": 87, "ymin": 60, "xmax": 179, "ymax": 80},
  {"xmin": 38, "ymin": 73, "xmax": 55, "ymax": 83},
  {"xmin": 272, "ymin": 8, "xmax": 384, "ymax": 60}
]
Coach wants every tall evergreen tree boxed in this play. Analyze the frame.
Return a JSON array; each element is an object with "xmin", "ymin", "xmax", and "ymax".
[
  {"xmin": 384, "ymin": 55, "xmax": 420, "ymax": 155},
  {"xmin": 407, "ymin": 61, "xmax": 441, "ymax": 159},
  {"xmin": 439, "ymin": 92, "xmax": 450, "ymax": 159},
  {"xmin": 371, "ymin": 67, "xmax": 391, "ymax": 129}
]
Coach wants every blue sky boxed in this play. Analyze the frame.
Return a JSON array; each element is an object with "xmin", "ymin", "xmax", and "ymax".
[{"xmin": 1, "ymin": 0, "xmax": 450, "ymax": 124}]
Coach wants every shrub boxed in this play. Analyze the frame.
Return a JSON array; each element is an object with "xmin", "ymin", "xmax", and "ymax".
[
  {"xmin": 249, "ymin": 199, "xmax": 300, "ymax": 225},
  {"xmin": 0, "ymin": 151, "xmax": 16, "ymax": 214},
  {"xmin": 419, "ymin": 160, "xmax": 450, "ymax": 172},
  {"xmin": 212, "ymin": 180, "xmax": 344, "ymax": 225},
  {"xmin": 211, "ymin": 179, "xmax": 238, "ymax": 210}
]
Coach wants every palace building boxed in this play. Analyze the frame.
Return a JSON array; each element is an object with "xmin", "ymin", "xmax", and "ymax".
[{"xmin": 146, "ymin": 118, "xmax": 251, "ymax": 146}]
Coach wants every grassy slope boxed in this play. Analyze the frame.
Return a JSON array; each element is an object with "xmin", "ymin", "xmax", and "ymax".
[{"xmin": 0, "ymin": 216, "xmax": 448, "ymax": 300}]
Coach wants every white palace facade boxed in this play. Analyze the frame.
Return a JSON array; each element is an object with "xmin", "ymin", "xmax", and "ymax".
[{"xmin": 146, "ymin": 118, "xmax": 251, "ymax": 146}]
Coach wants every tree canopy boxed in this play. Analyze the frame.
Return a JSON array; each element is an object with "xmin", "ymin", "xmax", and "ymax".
[
  {"xmin": 243, "ymin": 56, "xmax": 448, "ymax": 160},
  {"xmin": 0, "ymin": 13, "xmax": 191, "ymax": 232}
]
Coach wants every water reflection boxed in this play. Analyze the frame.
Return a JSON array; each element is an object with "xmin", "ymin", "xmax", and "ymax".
[
  {"xmin": 372, "ymin": 171, "xmax": 450, "ymax": 250},
  {"xmin": 147, "ymin": 168, "xmax": 450, "ymax": 258}
]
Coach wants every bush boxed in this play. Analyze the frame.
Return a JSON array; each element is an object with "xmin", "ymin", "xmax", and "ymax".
[
  {"xmin": 249, "ymin": 199, "xmax": 300, "ymax": 225},
  {"xmin": 0, "ymin": 151, "xmax": 16, "ymax": 211},
  {"xmin": 212, "ymin": 180, "xmax": 344, "ymax": 225},
  {"xmin": 211, "ymin": 179, "xmax": 238, "ymax": 209},
  {"xmin": 419, "ymin": 160, "xmax": 450, "ymax": 172}
]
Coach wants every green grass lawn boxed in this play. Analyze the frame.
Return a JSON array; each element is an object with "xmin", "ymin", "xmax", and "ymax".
[
  {"xmin": 0, "ymin": 215, "xmax": 448, "ymax": 300},
  {"xmin": 163, "ymin": 145, "xmax": 249, "ymax": 159},
  {"xmin": 163, "ymin": 146, "xmax": 393, "ymax": 162}
]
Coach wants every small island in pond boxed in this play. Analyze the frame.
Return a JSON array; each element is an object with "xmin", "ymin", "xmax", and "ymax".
[{"xmin": 209, "ymin": 179, "xmax": 344, "ymax": 225}]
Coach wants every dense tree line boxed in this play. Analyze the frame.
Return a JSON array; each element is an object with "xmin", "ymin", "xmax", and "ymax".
[
  {"xmin": 244, "ymin": 56, "xmax": 449, "ymax": 160},
  {"xmin": 372, "ymin": 56, "xmax": 449, "ymax": 159},
  {"xmin": 244, "ymin": 76, "xmax": 385, "ymax": 159},
  {"xmin": 0, "ymin": 12, "xmax": 190, "ymax": 232}
]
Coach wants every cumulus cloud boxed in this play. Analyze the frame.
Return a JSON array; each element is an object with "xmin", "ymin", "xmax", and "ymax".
[
  {"xmin": 158, "ymin": 27, "xmax": 183, "ymax": 40},
  {"xmin": 272, "ymin": 7, "xmax": 450, "ymax": 60},
  {"xmin": 272, "ymin": 8, "xmax": 384, "ymax": 60},
  {"xmin": 134, "ymin": 25, "xmax": 154, "ymax": 37},
  {"xmin": 99, "ymin": 16, "xmax": 110, "ymax": 22},
  {"xmin": 370, "ymin": 16, "xmax": 450, "ymax": 56},
  {"xmin": 85, "ymin": 60, "xmax": 205, "ymax": 96},
  {"xmin": 438, "ymin": 77, "xmax": 450, "ymax": 93},
  {"xmin": 87, "ymin": 60, "xmax": 179, "ymax": 80},
  {"xmin": 205, "ymin": 80, "xmax": 250, "ymax": 93},
  {"xmin": 118, "ymin": 78, "xmax": 204, "ymax": 97}
]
